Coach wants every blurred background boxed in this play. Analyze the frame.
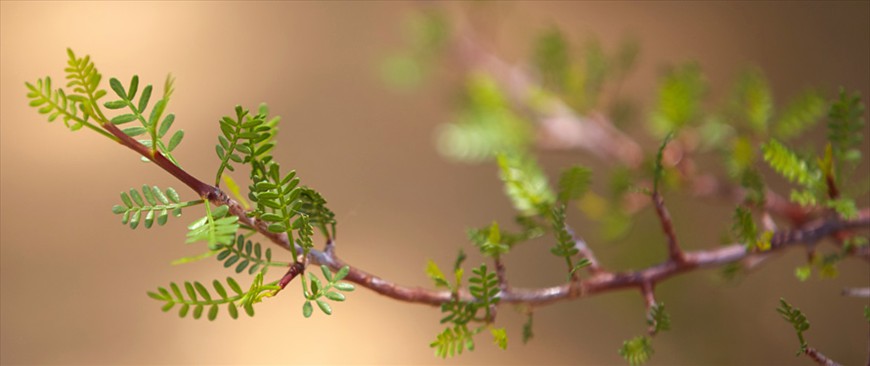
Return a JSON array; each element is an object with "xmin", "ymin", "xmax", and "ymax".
[{"xmin": 1, "ymin": 1, "xmax": 868, "ymax": 365}]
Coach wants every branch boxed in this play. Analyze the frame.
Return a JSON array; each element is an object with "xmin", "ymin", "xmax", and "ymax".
[
  {"xmin": 451, "ymin": 22, "xmax": 644, "ymax": 168},
  {"xmin": 303, "ymin": 207, "xmax": 870, "ymax": 307},
  {"xmin": 804, "ymin": 347, "xmax": 841, "ymax": 366},
  {"xmin": 841, "ymin": 287, "xmax": 870, "ymax": 298},
  {"xmin": 564, "ymin": 225, "xmax": 604, "ymax": 274},
  {"xmin": 652, "ymin": 191, "xmax": 686, "ymax": 263},
  {"xmin": 98, "ymin": 120, "xmax": 869, "ymax": 310}
]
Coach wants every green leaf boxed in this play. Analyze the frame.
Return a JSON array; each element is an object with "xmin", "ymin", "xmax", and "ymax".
[
  {"xmin": 213, "ymin": 234, "xmax": 285, "ymax": 276},
  {"xmin": 490, "ymin": 327, "xmax": 507, "ymax": 350},
  {"xmin": 112, "ymin": 186, "xmax": 196, "ymax": 229},
  {"xmin": 334, "ymin": 266, "xmax": 350, "ymax": 282},
  {"xmin": 426, "ymin": 260, "xmax": 451, "ymax": 288},
  {"xmin": 316, "ymin": 299, "xmax": 332, "ymax": 315},
  {"xmin": 137, "ymin": 85, "xmax": 152, "ymax": 113},
  {"xmin": 776, "ymin": 298, "xmax": 810, "ymax": 355},
  {"xmin": 732, "ymin": 206, "xmax": 758, "ymax": 249},
  {"xmin": 647, "ymin": 303, "xmax": 671, "ymax": 334},
  {"xmin": 158, "ymin": 114, "xmax": 175, "ymax": 137},
  {"xmin": 186, "ymin": 204, "xmax": 239, "ymax": 249},
  {"xmin": 532, "ymin": 27, "xmax": 570, "ymax": 90},
  {"xmin": 774, "ymin": 90, "xmax": 826, "ymax": 139},
  {"xmin": 468, "ymin": 264, "xmax": 500, "ymax": 321},
  {"xmin": 522, "ymin": 313, "xmax": 534, "ymax": 344},
  {"xmin": 109, "ymin": 77, "xmax": 126, "ymax": 99},
  {"xmin": 127, "ymin": 75, "xmax": 139, "ymax": 100},
  {"xmin": 794, "ymin": 265, "xmax": 812, "ymax": 282},
  {"xmin": 436, "ymin": 74, "xmax": 532, "ymax": 162},
  {"xmin": 112, "ymin": 114, "xmax": 137, "ymax": 124},
  {"xmin": 430, "ymin": 325, "xmax": 475, "ymax": 359},
  {"xmin": 325, "ymin": 291, "xmax": 345, "ymax": 302},
  {"xmin": 732, "ymin": 68, "xmax": 772, "ymax": 134},
  {"xmin": 333, "ymin": 282, "xmax": 355, "ymax": 292},
  {"xmin": 557, "ymin": 166, "xmax": 592, "ymax": 202},
  {"xmin": 828, "ymin": 89, "xmax": 865, "ymax": 166},
  {"xmin": 619, "ymin": 336, "xmax": 653, "ymax": 366},
  {"xmin": 550, "ymin": 204, "xmax": 582, "ymax": 277},
  {"xmin": 227, "ymin": 303, "xmax": 238, "ymax": 319},
  {"xmin": 827, "ymin": 198, "xmax": 858, "ymax": 219},
  {"xmin": 302, "ymin": 301, "xmax": 313, "ymax": 318},
  {"xmin": 650, "ymin": 62, "xmax": 706, "ymax": 136},
  {"xmin": 496, "ymin": 152, "xmax": 554, "ymax": 216},
  {"xmin": 762, "ymin": 140, "xmax": 823, "ymax": 205},
  {"xmin": 167, "ymin": 130, "xmax": 184, "ymax": 151},
  {"xmin": 471, "ymin": 221, "xmax": 509, "ymax": 258},
  {"xmin": 653, "ymin": 132, "xmax": 674, "ymax": 193},
  {"xmin": 104, "ymin": 100, "xmax": 127, "ymax": 109},
  {"xmin": 147, "ymin": 277, "xmax": 276, "ymax": 321},
  {"xmin": 207, "ymin": 304, "xmax": 218, "ymax": 321}
]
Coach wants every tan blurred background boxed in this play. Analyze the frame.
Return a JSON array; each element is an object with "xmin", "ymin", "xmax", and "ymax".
[{"xmin": 1, "ymin": 1, "xmax": 868, "ymax": 365}]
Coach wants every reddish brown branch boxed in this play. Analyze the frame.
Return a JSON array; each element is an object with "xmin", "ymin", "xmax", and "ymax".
[
  {"xmin": 98, "ymin": 122, "xmax": 870, "ymax": 309},
  {"xmin": 564, "ymin": 225, "xmax": 604, "ymax": 275},
  {"xmin": 278, "ymin": 262, "xmax": 306, "ymax": 290},
  {"xmin": 303, "ymin": 208, "xmax": 869, "ymax": 307},
  {"xmin": 494, "ymin": 256, "xmax": 508, "ymax": 291},
  {"xmin": 805, "ymin": 347, "xmax": 841, "ymax": 366},
  {"xmin": 100, "ymin": 122, "xmax": 216, "ymax": 197},
  {"xmin": 652, "ymin": 191, "xmax": 686, "ymax": 264}
]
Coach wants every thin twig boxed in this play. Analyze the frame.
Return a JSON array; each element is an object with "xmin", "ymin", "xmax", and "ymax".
[
  {"xmin": 564, "ymin": 225, "xmax": 604, "ymax": 275},
  {"xmin": 652, "ymin": 191, "xmax": 686, "ymax": 263},
  {"xmin": 805, "ymin": 347, "xmax": 841, "ymax": 366},
  {"xmin": 841, "ymin": 287, "xmax": 870, "ymax": 298},
  {"xmin": 494, "ymin": 256, "xmax": 508, "ymax": 291}
]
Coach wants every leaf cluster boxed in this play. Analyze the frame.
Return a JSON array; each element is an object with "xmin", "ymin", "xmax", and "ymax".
[
  {"xmin": 380, "ymin": 9, "xmax": 449, "ymax": 89},
  {"xmin": 427, "ymin": 260, "xmax": 508, "ymax": 357},
  {"xmin": 618, "ymin": 336, "xmax": 653, "ymax": 366},
  {"xmin": 215, "ymin": 234, "xmax": 286, "ymax": 275},
  {"xmin": 550, "ymin": 205, "xmax": 590, "ymax": 278},
  {"xmin": 214, "ymin": 105, "xmax": 272, "ymax": 185},
  {"xmin": 25, "ymin": 49, "xmax": 121, "ymax": 140},
  {"xmin": 827, "ymin": 89, "xmax": 865, "ymax": 167},
  {"xmin": 467, "ymin": 216, "xmax": 545, "ymax": 250},
  {"xmin": 776, "ymin": 298, "xmax": 810, "ymax": 355},
  {"xmin": 301, "ymin": 265, "xmax": 355, "ymax": 317},
  {"xmin": 794, "ymin": 252, "xmax": 842, "ymax": 281},
  {"xmin": 469, "ymin": 222, "xmax": 509, "ymax": 258},
  {"xmin": 147, "ymin": 275, "xmax": 277, "ymax": 321},
  {"xmin": 63, "ymin": 48, "xmax": 106, "ymax": 119},
  {"xmin": 647, "ymin": 303, "xmax": 670, "ymax": 335},
  {"xmin": 26, "ymin": 77, "xmax": 94, "ymax": 133},
  {"xmin": 497, "ymin": 152, "xmax": 555, "ymax": 216},
  {"xmin": 295, "ymin": 187, "xmax": 337, "ymax": 239},
  {"xmin": 469, "ymin": 264, "xmax": 500, "ymax": 321},
  {"xmin": 430, "ymin": 325, "xmax": 476, "ymax": 359},
  {"xmin": 186, "ymin": 204, "xmax": 240, "ymax": 249},
  {"xmin": 557, "ymin": 166, "xmax": 592, "ymax": 203},
  {"xmin": 531, "ymin": 28, "xmax": 639, "ymax": 112},
  {"xmin": 249, "ymin": 165, "xmax": 305, "ymax": 253},
  {"xmin": 112, "ymin": 185, "xmax": 196, "ymax": 229},
  {"xmin": 437, "ymin": 74, "xmax": 533, "ymax": 162},
  {"xmin": 731, "ymin": 206, "xmax": 771, "ymax": 250},
  {"xmin": 106, "ymin": 75, "xmax": 182, "ymax": 163},
  {"xmin": 650, "ymin": 63, "xmax": 706, "ymax": 136}
]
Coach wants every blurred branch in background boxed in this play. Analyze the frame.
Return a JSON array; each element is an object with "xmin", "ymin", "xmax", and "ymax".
[{"xmin": 378, "ymin": 5, "xmax": 869, "ymax": 364}]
